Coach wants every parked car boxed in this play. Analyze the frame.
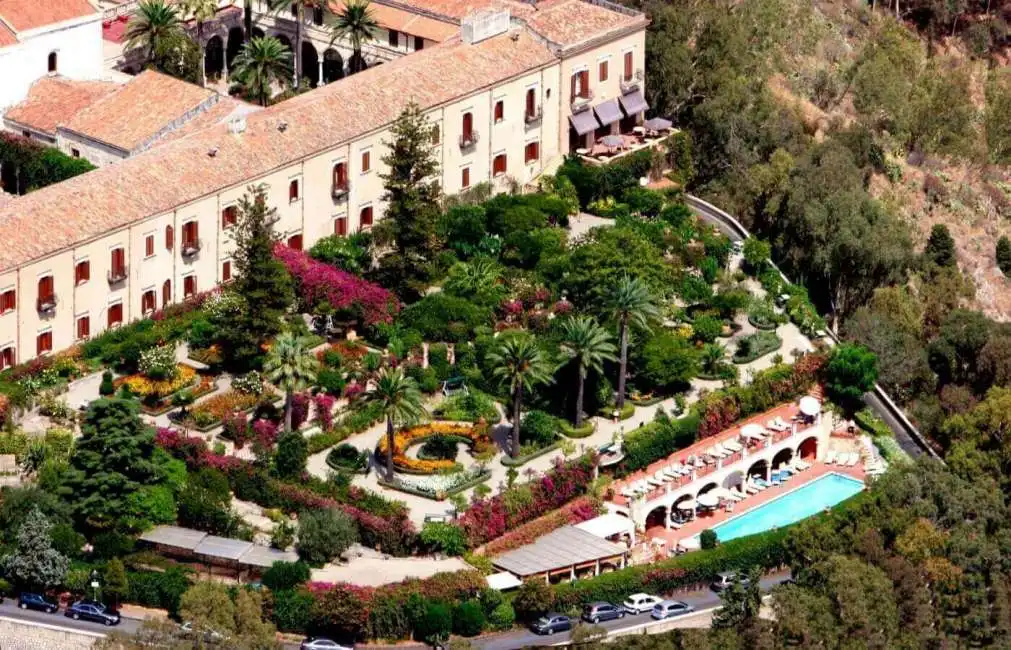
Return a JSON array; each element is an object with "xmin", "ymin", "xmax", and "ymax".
[
  {"xmin": 530, "ymin": 613, "xmax": 572, "ymax": 635},
  {"xmin": 581, "ymin": 601, "xmax": 625, "ymax": 624},
  {"xmin": 300, "ymin": 638, "xmax": 352, "ymax": 650},
  {"xmin": 711, "ymin": 571, "xmax": 751, "ymax": 592},
  {"xmin": 651, "ymin": 600, "xmax": 695, "ymax": 620},
  {"xmin": 65, "ymin": 600, "xmax": 120, "ymax": 626},
  {"xmin": 623, "ymin": 593, "xmax": 663, "ymax": 614},
  {"xmin": 18, "ymin": 593, "xmax": 57, "ymax": 613}
]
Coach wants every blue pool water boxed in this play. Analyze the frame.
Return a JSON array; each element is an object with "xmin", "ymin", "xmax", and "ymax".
[{"xmin": 711, "ymin": 473, "xmax": 864, "ymax": 542}]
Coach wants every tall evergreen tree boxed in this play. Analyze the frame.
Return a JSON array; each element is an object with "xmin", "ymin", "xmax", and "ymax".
[
  {"xmin": 215, "ymin": 186, "xmax": 294, "ymax": 371},
  {"xmin": 925, "ymin": 223, "xmax": 957, "ymax": 268},
  {"xmin": 376, "ymin": 102, "xmax": 442, "ymax": 299},
  {"xmin": 1, "ymin": 507, "xmax": 69, "ymax": 591},
  {"xmin": 997, "ymin": 235, "xmax": 1011, "ymax": 275}
]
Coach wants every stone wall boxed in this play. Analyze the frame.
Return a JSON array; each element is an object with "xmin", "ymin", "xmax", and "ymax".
[{"xmin": 0, "ymin": 617, "xmax": 102, "ymax": 650}]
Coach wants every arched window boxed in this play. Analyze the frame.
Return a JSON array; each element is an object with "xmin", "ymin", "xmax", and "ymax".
[
  {"xmin": 47, "ymin": 52, "xmax": 57, "ymax": 73},
  {"xmin": 165, "ymin": 225, "xmax": 174, "ymax": 250},
  {"xmin": 525, "ymin": 88, "xmax": 536, "ymax": 118},
  {"xmin": 360, "ymin": 206, "xmax": 373, "ymax": 227},
  {"xmin": 462, "ymin": 112, "xmax": 473, "ymax": 140},
  {"xmin": 162, "ymin": 280, "xmax": 172, "ymax": 306}
]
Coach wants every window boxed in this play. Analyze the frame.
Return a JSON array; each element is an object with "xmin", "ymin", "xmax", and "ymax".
[
  {"xmin": 289, "ymin": 179, "xmax": 299, "ymax": 202},
  {"xmin": 182, "ymin": 221, "xmax": 199, "ymax": 248},
  {"xmin": 47, "ymin": 52, "xmax": 57, "ymax": 73},
  {"xmin": 37, "ymin": 276, "xmax": 54, "ymax": 306},
  {"xmin": 494, "ymin": 100, "xmax": 504, "ymax": 123},
  {"xmin": 623, "ymin": 51, "xmax": 634, "ymax": 81},
  {"xmin": 165, "ymin": 225, "xmax": 174, "ymax": 250},
  {"xmin": 183, "ymin": 275, "xmax": 197, "ymax": 298},
  {"xmin": 287, "ymin": 234, "xmax": 303, "ymax": 250},
  {"xmin": 141, "ymin": 290, "xmax": 156, "ymax": 315},
  {"xmin": 145, "ymin": 235, "xmax": 155, "ymax": 257},
  {"xmin": 525, "ymin": 88, "xmax": 536, "ymax": 118},
  {"xmin": 360, "ymin": 206, "xmax": 373, "ymax": 227},
  {"xmin": 461, "ymin": 167, "xmax": 470, "ymax": 189},
  {"xmin": 389, "ymin": 30, "xmax": 399, "ymax": 47},
  {"xmin": 462, "ymin": 112, "xmax": 473, "ymax": 141},
  {"xmin": 22, "ymin": 130, "xmax": 30, "ymax": 138},
  {"xmin": 107, "ymin": 303, "xmax": 123, "ymax": 328},
  {"xmin": 524, "ymin": 141, "xmax": 540, "ymax": 163},
  {"xmin": 0, "ymin": 347, "xmax": 13, "ymax": 370},
  {"xmin": 290, "ymin": 2, "xmax": 298, "ymax": 16},
  {"xmin": 71, "ymin": 148, "xmax": 80, "ymax": 158},
  {"xmin": 332, "ymin": 162, "xmax": 348, "ymax": 190},
  {"xmin": 222, "ymin": 260, "xmax": 232, "ymax": 282},
  {"xmin": 162, "ymin": 280, "xmax": 171, "ymax": 306},
  {"xmin": 415, "ymin": 36, "xmax": 423, "ymax": 50},
  {"xmin": 36, "ymin": 331, "xmax": 52, "ymax": 355},
  {"xmin": 110, "ymin": 247, "xmax": 126, "ymax": 280},
  {"xmin": 74, "ymin": 260, "xmax": 89, "ymax": 285},
  {"xmin": 492, "ymin": 154, "xmax": 507, "ymax": 176},
  {"xmin": 222, "ymin": 206, "xmax": 237, "ymax": 228},
  {"xmin": 0, "ymin": 289, "xmax": 15, "ymax": 313},
  {"xmin": 361, "ymin": 150, "xmax": 370, "ymax": 173},
  {"xmin": 76, "ymin": 316, "xmax": 90, "ymax": 340},
  {"xmin": 431, "ymin": 125, "xmax": 440, "ymax": 145},
  {"xmin": 334, "ymin": 217, "xmax": 348, "ymax": 236},
  {"xmin": 599, "ymin": 59, "xmax": 609, "ymax": 82},
  {"xmin": 570, "ymin": 70, "xmax": 589, "ymax": 102},
  {"xmin": 313, "ymin": 5, "xmax": 324, "ymax": 24}
]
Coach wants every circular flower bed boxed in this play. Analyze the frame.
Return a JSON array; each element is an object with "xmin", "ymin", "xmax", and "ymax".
[
  {"xmin": 376, "ymin": 422, "xmax": 492, "ymax": 474},
  {"xmin": 116, "ymin": 364, "xmax": 197, "ymax": 399}
]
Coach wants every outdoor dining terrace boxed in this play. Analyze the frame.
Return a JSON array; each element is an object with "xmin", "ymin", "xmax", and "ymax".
[{"xmin": 575, "ymin": 119, "xmax": 676, "ymax": 166}]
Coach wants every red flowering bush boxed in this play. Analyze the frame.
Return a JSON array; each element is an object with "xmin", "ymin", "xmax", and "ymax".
[
  {"xmin": 275, "ymin": 245, "xmax": 397, "ymax": 325},
  {"xmin": 222, "ymin": 411, "xmax": 250, "ymax": 447},
  {"xmin": 343, "ymin": 383, "xmax": 364, "ymax": 400},
  {"xmin": 483, "ymin": 496, "xmax": 602, "ymax": 555},
  {"xmin": 314, "ymin": 394, "xmax": 336, "ymax": 430},
  {"xmin": 292, "ymin": 392, "xmax": 310, "ymax": 430},
  {"xmin": 552, "ymin": 300, "xmax": 573, "ymax": 316},
  {"xmin": 310, "ymin": 582, "xmax": 374, "ymax": 640},
  {"xmin": 253, "ymin": 419, "xmax": 279, "ymax": 448}
]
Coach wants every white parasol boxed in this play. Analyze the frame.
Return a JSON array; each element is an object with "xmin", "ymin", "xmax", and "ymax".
[
  {"xmin": 677, "ymin": 499, "xmax": 697, "ymax": 510},
  {"xmin": 697, "ymin": 493, "xmax": 720, "ymax": 508},
  {"xmin": 678, "ymin": 537, "xmax": 701, "ymax": 551},
  {"xmin": 799, "ymin": 396, "xmax": 822, "ymax": 417}
]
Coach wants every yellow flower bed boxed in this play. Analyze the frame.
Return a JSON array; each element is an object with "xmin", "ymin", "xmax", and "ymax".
[
  {"xmin": 117, "ymin": 364, "xmax": 197, "ymax": 398},
  {"xmin": 377, "ymin": 422, "xmax": 492, "ymax": 474}
]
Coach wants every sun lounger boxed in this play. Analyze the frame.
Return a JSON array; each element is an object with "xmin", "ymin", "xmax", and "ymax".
[
  {"xmin": 794, "ymin": 459, "xmax": 811, "ymax": 471},
  {"xmin": 723, "ymin": 439, "xmax": 743, "ymax": 452},
  {"xmin": 620, "ymin": 487, "xmax": 635, "ymax": 498},
  {"xmin": 824, "ymin": 451, "xmax": 837, "ymax": 464},
  {"xmin": 744, "ymin": 481, "xmax": 761, "ymax": 494},
  {"xmin": 753, "ymin": 478, "xmax": 770, "ymax": 490},
  {"xmin": 845, "ymin": 453, "xmax": 860, "ymax": 467}
]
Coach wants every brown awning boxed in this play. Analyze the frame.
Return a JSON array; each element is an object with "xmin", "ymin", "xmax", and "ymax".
[
  {"xmin": 569, "ymin": 109, "xmax": 600, "ymax": 136},
  {"xmin": 594, "ymin": 99, "xmax": 622, "ymax": 126},
  {"xmin": 619, "ymin": 89, "xmax": 648, "ymax": 116}
]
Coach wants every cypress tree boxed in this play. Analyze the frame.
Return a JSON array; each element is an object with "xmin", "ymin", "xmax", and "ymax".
[{"xmin": 997, "ymin": 235, "xmax": 1011, "ymax": 276}]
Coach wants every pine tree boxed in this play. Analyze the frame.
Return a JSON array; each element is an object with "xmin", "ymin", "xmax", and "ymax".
[
  {"xmin": 1, "ymin": 507, "xmax": 69, "ymax": 590},
  {"xmin": 925, "ymin": 224, "xmax": 957, "ymax": 268},
  {"xmin": 997, "ymin": 236, "xmax": 1011, "ymax": 276},
  {"xmin": 375, "ymin": 102, "xmax": 442, "ymax": 299},
  {"xmin": 215, "ymin": 185, "xmax": 294, "ymax": 371},
  {"xmin": 103, "ymin": 558, "xmax": 129, "ymax": 607}
]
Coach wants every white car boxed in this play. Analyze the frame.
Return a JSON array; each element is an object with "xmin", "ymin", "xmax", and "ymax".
[{"xmin": 623, "ymin": 593, "xmax": 663, "ymax": 614}]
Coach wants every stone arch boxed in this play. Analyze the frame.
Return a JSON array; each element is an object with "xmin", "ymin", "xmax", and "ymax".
[
  {"xmin": 696, "ymin": 481, "xmax": 718, "ymax": 499},
  {"xmin": 251, "ymin": 27, "xmax": 265, "ymax": 40},
  {"xmin": 301, "ymin": 40, "xmax": 319, "ymax": 87},
  {"xmin": 348, "ymin": 52, "xmax": 367, "ymax": 74},
  {"xmin": 772, "ymin": 448, "xmax": 794, "ymax": 471},
  {"xmin": 722, "ymin": 470, "xmax": 744, "ymax": 491},
  {"xmin": 747, "ymin": 458, "xmax": 768, "ymax": 481},
  {"xmin": 323, "ymin": 48, "xmax": 344, "ymax": 83},
  {"xmin": 226, "ymin": 27, "xmax": 244, "ymax": 70},
  {"xmin": 798, "ymin": 436, "xmax": 818, "ymax": 461},
  {"xmin": 671, "ymin": 494, "xmax": 695, "ymax": 523},
  {"xmin": 204, "ymin": 34, "xmax": 225, "ymax": 81},
  {"xmin": 274, "ymin": 33, "xmax": 293, "ymax": 53},
  {"xmin": 645, "ymin": 504, "xmax": 668, "ymax": 530}
]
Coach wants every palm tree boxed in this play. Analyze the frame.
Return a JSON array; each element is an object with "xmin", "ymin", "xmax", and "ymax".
[
  {"xmin": 124, "ymin": 0, "xmax": 184, "ymax": 64},
  {"xmin": 328, "ymin": 0, "xmax": 378, "ymax": 75},
  {"xmin": 605, "ymin": 276, "xmax": 659, "ymax": 411},
  {"xmin": 178, "ymin": 0, "xmax": 218, "ymax": 86},
  {"xmin": 362, "ymin": 367, "xmax": 425, "ymax": 480},
  {"xmin": 263, "ymin": 332, "xmax": 319, "ymax": 433},
  {"xmin": 701, "ymin": 343, "xmax": 726, "ymax": 376},
  {"xmin": 488, "ymin": 333, "xmax": 554, "ymax": 458},
  {"xmin": 268, "ymin": 0, "xmax": 326, "ymax": 90},
  {"xmin": 230, "ymin": 36, "xmax": 293, "ymax": 106},
  {"xmin": 559, "ymin": 316, "xmax": 617, "ymax": 428},
  {"xmin": 444, "ymin": 257, "xmax": 501, "ymax": 299}
]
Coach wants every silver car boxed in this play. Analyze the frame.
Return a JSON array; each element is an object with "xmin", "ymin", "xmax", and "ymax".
[
  {"xmin": 651, "ymin": 600, "xmax": 695, "ymax": 620},
  {"xmin": 300, "ymin": 638, "xmax": 352, "ymax": 650}
]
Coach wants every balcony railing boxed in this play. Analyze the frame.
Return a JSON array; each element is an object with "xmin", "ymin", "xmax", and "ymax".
[
  {"xmin": 107, "ymin": 266, "xmax": 128, "ymax": 285},
  {"xmin": 331, "ymin": 181, "xmax": 351, "ymax": 200},
  {"xmin": 459, "ymin": 131, "xmax": 480, "ymax": 149},
  {"xmin": 181, "ymin": 239, "xmax": 202, "ymax": 258},
  {"xmin": 571, "ymin": 90, "xmax": 594, "ymax": 113},
  {"xmin": 524, "ymin": 107, "xmax": 543, "ymax": 125},
  {"xmin": 36, "ymin": 294, "xmax": 57, "ymax": 313},
  {"xmin": 620, "ymin": 69, "xmax": 644, "ymax": 95}
]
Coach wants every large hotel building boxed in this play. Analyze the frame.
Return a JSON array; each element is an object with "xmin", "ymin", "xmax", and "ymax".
[{"xmin": 0, "ymin": 0, "xmax": 648, "ymax": 368}]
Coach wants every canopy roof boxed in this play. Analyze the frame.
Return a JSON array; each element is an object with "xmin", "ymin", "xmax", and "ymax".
[
  {"xmin": 575, "ymin": 514, "xmax": 635, "ymax": 540},
  {"xmin": 139, "ymin": 525, "xmax": 297, "ymax": 567},
  {"xmin": 486, "ymin": 572, "xmax": 523, "ymax": 591},
  {"xmin": 491, "ymin": 526, "xmax": 627, "ymax": 577}
]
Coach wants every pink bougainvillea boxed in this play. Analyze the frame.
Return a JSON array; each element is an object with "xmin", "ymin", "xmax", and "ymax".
[
  {"xmin": 252, "ymin": 419, "xmax": 279, "ymax": 448},
  {"xmin": 314, "ymin": 393, "xmax": 336, "ymax": 430},
  {"xmin": 274, "ymin": 244, "xmax": 397, "ymax": 325}
]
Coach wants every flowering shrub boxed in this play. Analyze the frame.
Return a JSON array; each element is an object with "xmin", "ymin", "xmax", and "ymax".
[
  {"xmin": 314, "ymin": 394, "xmax": 336, "ymax": 430},
  {"xmin": 343, "ymin": 383, "xmax": 364, "ymax": 400},
  {"xmin": 232, "ymin": 371, "xmax": 265, "ymax": 395},
  {"xmin": 222, "ymin": 411, "xmax": 251, "ymax": 447},
  {"xmin": 253, "ymin": 419, "xmax": 279, "ymax": 448},
  {"xmin": 187, "ymin": 389, "xmax": 262, "ymax": 427},
  {"xmin": 139, "ymin": 344, "xmax": 178, "ymax": 381},
  {"xmin": 275, "ymin": 245, "xmax": 398, "ymax": 325},
  {"xmin": 291, "ymin": 393, "xmax": 310, "ymax": 430},
  {"xmin": 483, "ymin": 496, "xmax": 602, "ymax": 555},
  {"xmin": 118, "ymin": 364, "xmax": 196, "ymax": 398},
  {"xmin": 0, "ymin": 394, "xmax": 9, "ymax": 427},
  {"xmin": 376, "ymin": 422, "xmax": 492, "ymax": 474},
  {"xmin": 552, "ymin": 299, "xmax": 573, "ymax": 316},
  {"xmin": 459, "ymin": 457, "xmax": 595, "ymax": 547},
  {"xmin": 389, "ymin": 467, "xmax": 489, "ymax": 498}
]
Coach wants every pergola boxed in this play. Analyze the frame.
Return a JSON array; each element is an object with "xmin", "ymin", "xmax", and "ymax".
[
  {"xmin": 491, "ymin": 526, "xmax": 628, "ymax": 584},
  {"xmin": 139, "ymin": 525, "xmax": 298, "ymax": 575}
]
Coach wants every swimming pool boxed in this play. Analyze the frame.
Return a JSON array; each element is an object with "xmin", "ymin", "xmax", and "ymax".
[{"xmin": 711, "ymin": 473, "xmax": 864, "ymax": 542}]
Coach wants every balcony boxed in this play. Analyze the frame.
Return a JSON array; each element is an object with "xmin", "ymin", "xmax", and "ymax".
[
  {"xmin": 570, "ymin": 90, "xmax": 594, "ymax": 113},
  {"xmin": 620, "ymin": 69, "xmax": 644, "ymax": 95},
  {"xmin": 331, "ymin": 181, "xmax": 351, "ymax": 200},
  {"xmin": 181, "ymin": 239, "xmax": 202, "ymax": 258},
  {"xmin": 458, "ymin": 130, "xmax": 480, "ymax": 150},
  {"xmin": 524, "ymin": 106, "xmax": 543, "ymax": 126},
  {"xmin": 36, "ymin": 294, "xmax": 57, "ymax": 314},
  {"xmin": 107, "ymin": 266, "xmax": 128, "ymax": 285}
]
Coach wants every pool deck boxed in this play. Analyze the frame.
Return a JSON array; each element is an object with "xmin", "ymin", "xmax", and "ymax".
[{"xmin": 640, "ymin": 462, "xmax": 865, "ymax": 554}]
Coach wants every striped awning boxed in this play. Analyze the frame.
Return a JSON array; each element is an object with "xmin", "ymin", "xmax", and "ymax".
[
  {"xmin": 594, "ymin": 99, "xmax": 622, "ymax": 126},
  {"xmin": 619, "ymin": 89, "xmax": 648, "ymax": 116},
  {"xmin": 568, "ymin": 109, "xmax": 600, "ymax": 136}
]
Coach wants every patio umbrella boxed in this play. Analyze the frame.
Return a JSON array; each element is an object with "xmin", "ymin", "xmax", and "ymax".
[
  {"xmin": 710, "ymin": 487, "xmax": 735, "ymax": 500},
  {"xmin": 677, "ymin": 499, "xmax": 697, "ymax": 510},
  {"xmin": 600, "ymin": 134, "xmax": 625, "ymax": 148},
  {"xmin": 678, "ymin": 537, "xmax": 701, "ymax": 551},
  {"xmin": 800, "ymin": 396, "xmax": 822, "ymax": 417},
  {"xmin": 643, "ymin": 117, "xmax": 673, "ymax": 131},
  {"xmin": 697, "ymin": 493, "xmax": 720, "ymax": 508}
]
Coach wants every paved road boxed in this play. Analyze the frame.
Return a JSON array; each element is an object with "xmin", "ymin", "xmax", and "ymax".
[
  {"xmin": 471, "ymin": 573, "xmax": 790, "ymax": 650},
  {"xmin": 0, "ymin": 598, "xmax": 143, "ymax": 636}
]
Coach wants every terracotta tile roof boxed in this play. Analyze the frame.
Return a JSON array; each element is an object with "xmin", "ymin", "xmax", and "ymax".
[
  {"xmin": 3, "ymin": 76, "xmax": 120, "ymax": 137},
  {"xmin": 377, "ymin": 0, "xmax": 495, "ymax": 21},
  {"xmin": 61, "ymin": 70, "xmax": 219, "ymax": 152},
  {"xmin": 0, "ymin": 29, "xmax": 557, "ymax": 272},
  {"xmin": 507, "ymin": 0, "xmax": 646, "ymax": 48},
  {"xmin": 332, "ymin": 0, "xmax": 459, "ymax": 42},
  {"xmin": 0, "ymin": 0, "xmax": 98, "ymax": 32},
  {"xmin": 0, "ymin": 20, "xmax": 17, "ymax": 47},
  {"xmin": 152, "ymin": 97, "xmax": 260, "ymax": 146}
]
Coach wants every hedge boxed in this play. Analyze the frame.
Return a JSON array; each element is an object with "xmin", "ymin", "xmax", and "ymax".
[
  {"xmin": 551, "ymin": 528, "xmax": 789, "ymax": 608},
  {"xmin": 0, "ymin": 132, "xmax": 95, "ymax": 194},
  {"xmin": 500, "ymin": 440, "xmax": 562, "ymax": 467},
  {"xmin": 558, "ymin": 420, "xmax": 596, "ymax": 438},
  {"xmin": 598, "ymin": 403, "xmax": 635, "ymax": 420},
  {"xmin": 731, "ymin": 332, "xmax": 782, "ymax": 364}
]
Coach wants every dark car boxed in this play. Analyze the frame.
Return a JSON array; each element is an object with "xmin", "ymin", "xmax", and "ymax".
[
  {"xmin": 300, "ymin": 638, "xmax": 352, "ymax": 650},
  {"xmin": 581, "ymin": 601, "xmax": 625, "ymax": 624},
  {"xmin": 18, "ymin": 593, "xmax": 57, "ymax": 613},
  {"xmin": 710, "ymin": 571, "xmax": 751, "ymax": 592},
  {"xmin": 530, "ymin": 613, "xmax": 572, "ymax": 635},
  {"xmin": 651, "ymin": 600, "xmax": 695, "ymax": 620},
  {"xmin": 65, "ymin": 600, "xmax": 120, "ymax": 626}
]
